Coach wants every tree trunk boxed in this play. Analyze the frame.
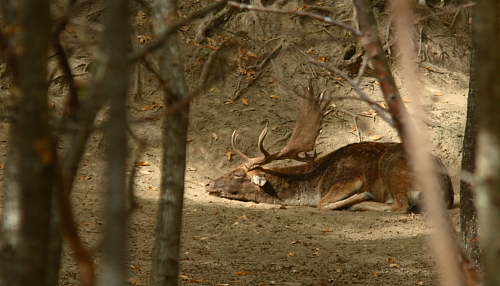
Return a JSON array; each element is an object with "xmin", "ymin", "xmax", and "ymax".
[
  {"xmin": 473, "ymin": 0, "xmax": 500, "ymax": 285},
  {"xmin": 460, "ymin": 43, "xmax": 480, "ymax": 269},
  {"xmin": 149, "ymin": 0, "xmax": 190, "ymax": 285},
  {"xmin": 99, "ymin": 0, "xmax": 130, "ymax": 285},
  {"xmin": 0, "ymin": 0, "xmax": 56, "ymax": 285},
  {"xmin": 354, "ymin": 0, "xmax": 473, "ymax": 284}
]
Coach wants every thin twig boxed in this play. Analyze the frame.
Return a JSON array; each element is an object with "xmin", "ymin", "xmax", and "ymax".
[
  {"xmin": 227, "ymin": 1, "xmax": 361, "ymax": 36},
  {"xmin": 195, "ymin": 6, "xmax": 235, "ymax": 43},
  {"xmin": 270, "ymin": 59, "xmax": 281, "ymax": 90},
  {"xmin": 309, "ymin": 60, "xmax": 394, "ymax": 127},
  {"xmin": 125, "ymin": 127, "xmax": 148, "ymax": 214},
  {"xmin": 199, "ymin": 48, "xmax": 220, "ymax": 90},
  {"xmin": 130, "ymin": 0, "xmax": 229, "ymax": 62},
  {"xmin": 330, "ymin": 266, "xmax": 345, "ymax": 286},
  {"xmin": 231, "ymin": 68, "xmax": 267, "ymax": 101},
  {"xmin": 332, "ymin": 107, "xmax": 361, "ymax": 142},
  {"xmin": 292, "ymin": 45, "xmax": 317, "ymax": 78},
  {"xmin": 413, "ymin": 3, "xmax": 475, "ymax": 25},
  {"xmin": 353, "ymin": 53, "xmax": 369, "ymax": 85}
]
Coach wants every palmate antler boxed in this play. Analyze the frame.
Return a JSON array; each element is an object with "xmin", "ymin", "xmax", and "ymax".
[{"xmin": 232, "ymin": 81, "xmax": 331, "ymax": 170}]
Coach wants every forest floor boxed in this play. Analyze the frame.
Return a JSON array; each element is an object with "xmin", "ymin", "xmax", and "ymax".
[{"xmin": 0, "ymin": 0, "xmax": 473, "ymax": 285}]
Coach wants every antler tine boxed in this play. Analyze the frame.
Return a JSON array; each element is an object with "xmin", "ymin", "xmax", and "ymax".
[
  {"xmin": 231, "ymin": 130, "xmax": 251, "ymax": 163},
  {"xmin": 318, "ymin": 90, "xmax": 332, "ymax": 113},
  {"xmin": 274, "ymin": 81, "xmax": 329, "ymax": 164},
  {"xmin": 231, "ymin": 127, "xmax": 277, "ymax": 170},
  {"xmin": 257, "ymin": 123, "xmax": 271, "ymax": 158}
]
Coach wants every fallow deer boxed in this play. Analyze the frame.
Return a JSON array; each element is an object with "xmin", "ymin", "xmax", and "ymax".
[{"xmin": 205, "ymin": 83, "xmax": 454, "ymax": 213}]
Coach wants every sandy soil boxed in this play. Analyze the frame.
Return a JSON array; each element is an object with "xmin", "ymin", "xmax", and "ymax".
[{"xmin": 0, "ymin": 0, "xmax": 473, "ymax": 285}]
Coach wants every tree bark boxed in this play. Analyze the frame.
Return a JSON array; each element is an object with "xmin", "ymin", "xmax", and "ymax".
[
  {"xmin": 149, "ymin": 0, "xmax": 190, "ymax": 285},
  {"xmin": 98, "ymin": 0, "xmax": 130, "ymax": 285},
  {"xmin": 354, "ymin": 0, "xmax": 473, "ymax": 285},
  {"xmin": 473, "ymin": 0, "xmax": 500, "ymax": 285},
  {"xmin": 0, "ymin": 0, "xmax": 56, "ymax": 285},
  {"xmin": 460, "ymin": 43, "xmax": 480, "ymax": 269}
]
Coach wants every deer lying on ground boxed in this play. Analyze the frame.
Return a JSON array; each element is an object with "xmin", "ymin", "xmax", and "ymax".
[{"xmin": 206, "ymin": 84, "xmax": 454, "ymax": 213}]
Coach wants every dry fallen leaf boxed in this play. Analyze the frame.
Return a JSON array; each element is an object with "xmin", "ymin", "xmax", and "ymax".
[
  {"xmin": 247, "ymin": 51, "xmax": 258, "ymax": 58},
  {"xmin": 241, "ymin": 97, "xmax": 249, "ymax": 105},
  {"xmin": 268, "ymin": 78, "xmax": 274, "ymax": 83},
  {"xmin": 306, "ymin": 47, "xmax": 315, "ymax": 54},
  {"xmin": 127, "ymin": 278, "xmax": 142, "ymax": 285},
  {"xmin": 318, "ymin": 56, "xmax": 326, "ymax": 62},
  {"xmin": 137, "ymin": 34, "xmax": 153, "ymax": 44},
  {"xmin": 369, "ymin": 134, "xmax": 383, "ymax": 141},
  {"xmin": 269, "ymin": 95, "xmax": 280, "ymax": 100},
  {"xmin": 226, "ymin": 150, "xmax": 233, "ymax": 161},
  {"xmin": 135, "ymin": 11, "xmax": 149, "ymax": 26}
]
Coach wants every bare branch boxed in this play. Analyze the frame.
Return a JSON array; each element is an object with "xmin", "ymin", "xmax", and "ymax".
[
  {"xmin": 129, "ymin": 0, "xmax": 229, "ymax": 62},
  {"xmin": 309, "ymin": 60, "xmax": 394, "ymax": 127},
  {"xmin": 227, "ymin": 1, "xmax": 361, "ymax": 36}
]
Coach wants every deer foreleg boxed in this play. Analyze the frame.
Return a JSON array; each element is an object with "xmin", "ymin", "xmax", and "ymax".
[
  {"xmin": 347, "ymin": 201, "xmax": 393, "ymax": 212},
  {"xmin": 319, "ymin": 192, "xmax": 374, "ymax": 210},
  {"xmin": 318, "ymin": 180, "xmax": 369, "ymax": 210}
]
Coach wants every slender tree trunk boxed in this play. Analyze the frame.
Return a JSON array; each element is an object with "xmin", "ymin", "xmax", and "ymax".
[
  {"xmin": 460, "ymin": 44, "xmax": 480, "ymax": 269},
  {"xmin": 473, "ymin": 0, "xmax": 500, "ymax": 285},
  {"xmin": 0, "ymin": 0, "xmax": 56, "ymax": 285},
  {"xmin": 99, "ymin": 0, "xmax": 130, "ymax": 285},
  {"xmin": 150, "ymin": 0, "xmax": 190, "ymax": 284},
  {"xmin": 354, "ymin": 0, "xmax": 474, "ymax": 285}
]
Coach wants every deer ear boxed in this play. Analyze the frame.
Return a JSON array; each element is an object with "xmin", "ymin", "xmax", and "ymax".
[{"xmin": 252, "ymin": 174, "xmax": 267, "ymax": 187}]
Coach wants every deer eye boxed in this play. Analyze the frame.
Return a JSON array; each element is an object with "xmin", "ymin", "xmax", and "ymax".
[{"xmin": 233, "ymin": 174, "xmax": 244, "ymax": 180}]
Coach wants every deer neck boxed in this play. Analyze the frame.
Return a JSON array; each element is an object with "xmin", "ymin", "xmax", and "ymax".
[{"xmin": 257, "ymin": 159, "xmax": 326, "ymax": 206}]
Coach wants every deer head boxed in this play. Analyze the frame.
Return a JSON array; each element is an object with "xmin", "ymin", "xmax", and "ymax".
[
  {"xmin": 205, "ymin": 165, "xmax": 275, "ymax": 202},
  {"xmin": 206, "ymin": 81, "xmax": 331, "ymax": 203}
]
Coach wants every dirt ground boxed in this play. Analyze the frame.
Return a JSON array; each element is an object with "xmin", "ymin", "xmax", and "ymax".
[{"xmin": 0, "ymin": 0, "xmax": 473, "ymax": 285}]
